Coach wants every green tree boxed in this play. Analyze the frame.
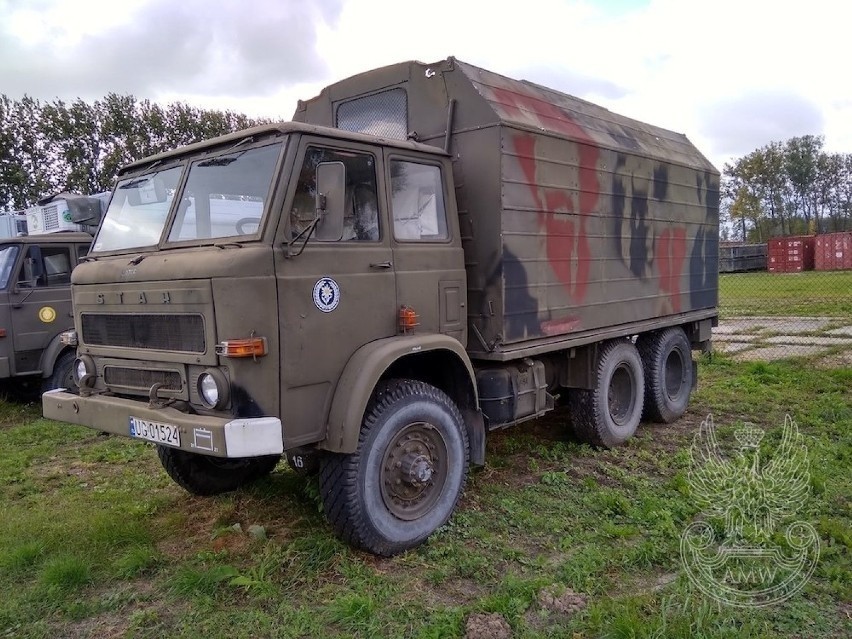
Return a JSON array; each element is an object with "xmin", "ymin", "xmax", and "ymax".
[{"xmin": 0, "ymin": 94, "xmax": 272, "ymax": 211}]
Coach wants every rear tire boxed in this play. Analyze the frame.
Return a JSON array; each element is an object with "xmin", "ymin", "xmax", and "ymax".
[
  {"xmin": 319, "ymin": 379, "xmax": 468, "ymax": 556},
  {"xmin": 157, "ymin": 446, "xmax": 280, "ymax": 496},
  {"xmin": 637, "ymin": 327, "xmax": 693, "ymax": 423},
  {"xmin": 42, "ymin": 350, "xmax": 76, "ymax": 393},
  {"xmin": 570, "ymin": 340, "xmax": 644, "ymax": 448}
]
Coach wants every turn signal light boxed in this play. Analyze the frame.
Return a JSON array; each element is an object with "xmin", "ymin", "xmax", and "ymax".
[
  {"xmin": 0, "ymin": 328, "xmax": 6, "ymax": 338},
  {"xmin": 398, "ymin": 305, "xmax": 419, "ymax": 334},
  {"xmin": 215, "ymin": 337, "xmax": 268, "ymax": 358}
]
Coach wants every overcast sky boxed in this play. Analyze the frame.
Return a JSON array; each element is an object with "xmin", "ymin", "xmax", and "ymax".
[{"xmin": 1, "ymin": 0, "xmax": 849, "ymax": 170}]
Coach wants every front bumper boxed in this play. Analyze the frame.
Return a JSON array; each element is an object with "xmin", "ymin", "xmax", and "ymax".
[{"xmin": 43, "ymin": 390, "xmax": 284, "ymax": 458}]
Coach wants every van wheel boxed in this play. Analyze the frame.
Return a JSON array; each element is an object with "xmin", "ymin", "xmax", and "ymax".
[
  {"xmin": 42, "ymin": 350, "xmax": 76, "ymax": 393},
  {"xmin": 319, "ymin": 379, "xmax": 469, "ymax": 556},
  {"xmin": 156, "ymin": 446, "xmax": 280, "ymax": 496},
  {"xmin": 570, "ymin": 340, "xmax": 644, "ymax": 448},
  {"xmin": 638, "ymin": 327, "xmax": 693, "ymax": 423}
]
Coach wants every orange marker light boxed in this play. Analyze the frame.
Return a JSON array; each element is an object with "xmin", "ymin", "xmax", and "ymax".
[
  {"xmin": 215, "ymin": 337, "xmax": 268, "ymax": 358},
  {"xmin": 398, "ymin": 306, "xmax": 419, "ymax": 334}
]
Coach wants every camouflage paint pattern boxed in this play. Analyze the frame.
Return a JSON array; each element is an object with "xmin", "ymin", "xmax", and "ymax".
[{"xmin": 295, "ymin": 58, "xmax": 719, "ymax": 356}]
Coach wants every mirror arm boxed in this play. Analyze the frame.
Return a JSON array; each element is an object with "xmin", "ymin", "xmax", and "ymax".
[
  {"xmin": 285, "ymin": 217, "xmax": 320, "ymax": 258},
  {"xmin": 11, "ymin": 286, "xmax": 35, "ymax": 308}
]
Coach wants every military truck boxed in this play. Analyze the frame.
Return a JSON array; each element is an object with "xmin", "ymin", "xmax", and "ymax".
[
  {"xmin": 0, "ymin": 193, "xmax": 104, "ymax": 391},
  {"xmin": 43, "ymin": 58, "xmax": 718, "ymax": 556}
]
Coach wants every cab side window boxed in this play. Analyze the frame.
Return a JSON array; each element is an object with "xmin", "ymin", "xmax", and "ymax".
[
  {"xmin": 17, "ymin": 245, "xmax": 72, "ymax": 288},
  {"xmin": 290, "ymin": 147, "xmax": 380, "ymax": 242},
  {"xmin": 390, "ymin": 161, "xmax": 448, "ymax": 241}
]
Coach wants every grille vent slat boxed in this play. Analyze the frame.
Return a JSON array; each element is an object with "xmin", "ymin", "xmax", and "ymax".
[
  {"xmin": 103, "ymin": 367, "xmax": 182, "ymax": 391},
  {"xmin": 81, "ymin": 314, "xmax": 205, "ymax": 352}
]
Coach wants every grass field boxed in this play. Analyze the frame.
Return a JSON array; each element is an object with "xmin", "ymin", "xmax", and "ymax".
[
  {"xmin": 1, "ymin": 355, "xmax": 850, "ymax": 639},
  {"xmin": 719, "ymin": 270, "xmax": 852, "ymax": 317}
]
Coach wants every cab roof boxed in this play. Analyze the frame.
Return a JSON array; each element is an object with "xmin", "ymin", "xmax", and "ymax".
[{"xmin": 119, "ymin": 121, "xmax": 448, "ymax": 176}]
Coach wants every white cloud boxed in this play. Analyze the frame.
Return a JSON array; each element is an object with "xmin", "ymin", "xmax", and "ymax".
[{"xmin": 1, "ymin": 0, "xmax": 851, "ymax": 168}]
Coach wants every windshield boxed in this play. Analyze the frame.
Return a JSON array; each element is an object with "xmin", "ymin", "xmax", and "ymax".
[
  {"xmin": 93, "ymin": 166, "xmax": 183, "ymax": 253},
  {"xmin": 168, "ymin": 144, "xmax": 280, "ymax": 242},
  {"xmin": 0, "ymin": 244, "xmax": 19, "ymax": 289},
  {"xmin": 92, "ymin": 141, "xmax": 283, "ymax": 253}
]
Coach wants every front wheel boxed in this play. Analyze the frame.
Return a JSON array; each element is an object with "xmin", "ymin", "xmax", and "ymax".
[
  {"xmin": 157, "ymin": 446, "xmax": 280, "ymax": 496},
  {"xmin": 320, "ymin": 379, "xmax": 469, "ymax": 556},
  {"xmin": 42, "ymin": 350, "xmax": 76, "ymax": 393}
]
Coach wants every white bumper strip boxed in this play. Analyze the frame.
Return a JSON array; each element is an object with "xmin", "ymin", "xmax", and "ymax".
[{"xmin": 223, "ymin": 417, "xmax": 284, "ymax": 457}]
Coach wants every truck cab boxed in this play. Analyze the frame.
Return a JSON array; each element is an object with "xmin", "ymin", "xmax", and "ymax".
[{"xmin": 0, "ymin": 231, "xmax": 92, "ymax": 390}]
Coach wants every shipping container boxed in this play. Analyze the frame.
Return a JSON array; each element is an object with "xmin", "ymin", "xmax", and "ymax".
[
  {"xmin": 767, "ymin": 235, "xmax": 815, "ymax": 273},
  {"xmin": 719, "ymin": 243, "xmax": 766, "ymax": 273},
  {"xmin": 815, "ymin": 231, "xmax": 852, "ymax": 271}
]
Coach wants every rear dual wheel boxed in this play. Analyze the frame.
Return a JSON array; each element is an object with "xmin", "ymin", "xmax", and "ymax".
[
  {"xmin": 570, "ymin": 339, "xmax": 645, "ymax": 448},
  {"xmin": 638, "ymin": 327, "xmax": 693, "ymax": 423}
]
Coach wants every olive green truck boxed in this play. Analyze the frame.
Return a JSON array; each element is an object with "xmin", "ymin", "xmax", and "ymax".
[
  {"xmin": 0, "ymin": 194, "xmax": 103, "ymax": 392},
  {"xmin": 43, "ymin": 58, "xmax": 719, "ymax": 555}
]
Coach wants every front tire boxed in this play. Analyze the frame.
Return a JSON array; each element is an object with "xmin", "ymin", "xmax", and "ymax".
[
  {"xmin": 569, "ymin": 339, "xmax": 645, "ymax": 448},
  {"xmin": 42, "ymin": 350, "xmax": 76, "ymax": 393},
  {"xmin": 320, "ymin": 379, "xmax": 469, "ymax": 556},
  {"xmin": 157, "ymin": 446, "xmax": 280, "ymax": 496}
]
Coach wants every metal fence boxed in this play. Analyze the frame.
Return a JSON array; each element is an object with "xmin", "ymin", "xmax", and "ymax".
[{"xmin": 714, "ymin": 233, "xmax": 852, "ymax": 363}]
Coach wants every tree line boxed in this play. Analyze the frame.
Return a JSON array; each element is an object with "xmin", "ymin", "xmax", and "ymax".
[
  {"xmin": 0, "ymin": 94, "xmax": 272, "ymax": 211},
  {"xmin": 721, "ymin": 135, "xmax": 852, "ymax": 242}
]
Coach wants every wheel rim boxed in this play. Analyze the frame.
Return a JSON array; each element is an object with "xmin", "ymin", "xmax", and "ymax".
[
  {"xmin": 664, "ymin": 348, "xmax": 685, "ymax": 400},
  {"xmin": 608, "ymin": 363, "xmax": 636, "ymax": 426},
  {"xmin": 380, "ymin": 421, "xmax": 448, "ymax": 521}
]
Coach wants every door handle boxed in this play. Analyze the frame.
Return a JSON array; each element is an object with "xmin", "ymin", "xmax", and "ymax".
[{"xmin": 369, "ymin": 261, "xmax": 393, "ymax": 269}]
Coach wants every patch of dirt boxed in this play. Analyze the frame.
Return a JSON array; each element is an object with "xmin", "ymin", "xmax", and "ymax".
[
  {"xmin": 811, "ymin": 348, "xmax": 852, "ymax": 370},
  {"xmin": 464, "ymin": 612, "xmax": 512, "ymax": 639},
  {"xmin": 536, "ymin": 584, "xmax": 587, "ymax": 615},
  {"xmin": 50, "ymin": 581, "xmax": 160, "ymax": 639},
  {"xmin": 523, "ymin": 584, "xmax": 588, "ymax": 634}
]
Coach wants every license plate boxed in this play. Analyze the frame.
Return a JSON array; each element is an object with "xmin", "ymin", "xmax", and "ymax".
[{"xmin": 129, "ymin": 416, "xmax": 181, "ymax": 447}]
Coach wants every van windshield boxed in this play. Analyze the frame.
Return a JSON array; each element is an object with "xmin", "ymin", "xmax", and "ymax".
[{"xmin": 92, "ymin": 141, "xmax": 284, "ymax": 253}]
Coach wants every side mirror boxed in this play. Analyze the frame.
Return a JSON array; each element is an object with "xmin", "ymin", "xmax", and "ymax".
[
  {"xmin": 17, "ymin": 245, "xmax": 44, "ymax": 289},
  {"xmin": 66, "ymin": 194, "xmax": 107, "ymax": 225},
  {"xmin": 315, "ymin": 162, "xmax": 345, "ymax": 241}
]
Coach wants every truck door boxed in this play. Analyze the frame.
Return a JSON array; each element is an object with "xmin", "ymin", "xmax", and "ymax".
[
  {"xmin": 384, "ymin": 153, "xmax": 466, "ymax": 343},
  {"xmin": 9, "ymin": 243, "xmax": 75, "ymax": 374},
  {"xmin": 0, "ymin": 244, "xmax": 21, "ymax": 377},
  {"xmin": 275, "ymin": 141, "xmax": 396, "ymax": 448}
]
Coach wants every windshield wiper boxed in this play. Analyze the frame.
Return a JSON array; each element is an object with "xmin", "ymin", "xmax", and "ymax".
[
  {"xmin": 119, "ymin": 178, "xmax": 152, "ymax": 190},
  {"xmin": 198, "ymin": 157, "xmax": 237, "ymax": 167}
]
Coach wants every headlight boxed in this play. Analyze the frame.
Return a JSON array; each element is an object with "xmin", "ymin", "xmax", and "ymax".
[
  {"xmin": 197, "ymin": 369, "xmax": 229, "ymax": 409},
  {"xmin": 74, "ymin": 355, "xmax": 96, "ymax": 388}
]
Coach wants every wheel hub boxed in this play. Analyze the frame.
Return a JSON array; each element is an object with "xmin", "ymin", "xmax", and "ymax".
[
  {"xmin": 380, "ymin": 421, "xmax": 448, "ymax": 521},
  {"xmin": 401, "ymin": 452, "xmax": 434, "ymax": 484}
]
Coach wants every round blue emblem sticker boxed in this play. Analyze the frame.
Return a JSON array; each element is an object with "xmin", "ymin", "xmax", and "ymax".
[{"xmin": 313, "ymin": 277, "xmax": 340, "ymax": 313}]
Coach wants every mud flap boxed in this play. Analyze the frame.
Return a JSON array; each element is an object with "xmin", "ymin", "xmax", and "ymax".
[{"xmin": 466, "ymin": 408, "xmax": 486, "ymax": 466}]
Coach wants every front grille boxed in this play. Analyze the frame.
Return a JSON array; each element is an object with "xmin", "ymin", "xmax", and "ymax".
[
  {"xmin": 81, "ymin": 313, "xmax": 205, "ymax": 352},
  {"xmin": 103, "ymin": 366, "xmax": 182, "ymax": 391}
]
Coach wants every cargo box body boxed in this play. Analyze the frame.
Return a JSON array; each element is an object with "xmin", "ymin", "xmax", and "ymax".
[{"xmin": 295, "ymin": 58, "xmax": 719, "ymax": 358}]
